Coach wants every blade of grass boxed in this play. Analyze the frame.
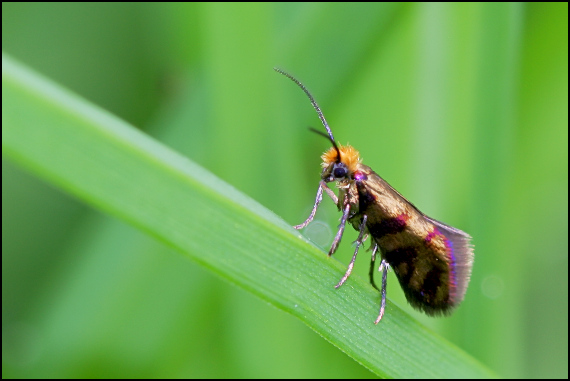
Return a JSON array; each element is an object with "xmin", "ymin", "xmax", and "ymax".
[{"xmin": 2, "ymin": 52, "xmax": 496, "ymax": 378}]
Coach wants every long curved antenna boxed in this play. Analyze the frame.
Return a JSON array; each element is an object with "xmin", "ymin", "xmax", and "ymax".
[{"xmin": 274, "ymin": 68, "xmax": 341, "ymax": 161}]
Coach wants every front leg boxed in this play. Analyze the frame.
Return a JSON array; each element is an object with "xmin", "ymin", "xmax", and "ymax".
[{"xmin": 294, "ymin": 180, "xmax": 337, "ymax": 229}]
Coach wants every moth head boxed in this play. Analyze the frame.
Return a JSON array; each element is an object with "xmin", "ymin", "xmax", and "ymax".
[
  {"xmin": 320, "ymin": 144, "xmax": 361, "ymax": 183},
  {"xmin": 273, "ymin": 68, "xmax": 361, "ymax": 182}
]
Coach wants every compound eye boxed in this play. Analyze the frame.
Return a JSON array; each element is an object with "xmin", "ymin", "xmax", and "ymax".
[{"xmin": 333, "ymin": 165, "xmax": 348, "ymax": 179}]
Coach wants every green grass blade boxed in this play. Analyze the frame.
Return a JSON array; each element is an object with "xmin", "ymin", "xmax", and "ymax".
[{"xmin": 2, "ymin": 52, "xmax": 496, "ymax": 378}]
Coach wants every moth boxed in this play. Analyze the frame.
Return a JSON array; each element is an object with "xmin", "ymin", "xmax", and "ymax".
[{"xmin": 275, "ymin": 68, "xmax": 474, "ymax": 323}]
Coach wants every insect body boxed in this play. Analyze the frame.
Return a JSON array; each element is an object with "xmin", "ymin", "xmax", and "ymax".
[{"xmin": 275, "ymin": 68, "xmax": 474, "ymax": 323}]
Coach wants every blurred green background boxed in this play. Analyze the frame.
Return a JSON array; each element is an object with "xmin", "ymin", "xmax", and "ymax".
[{"xmin": 2, "ymin": 2, "xmax": 567, "ymax": 378}]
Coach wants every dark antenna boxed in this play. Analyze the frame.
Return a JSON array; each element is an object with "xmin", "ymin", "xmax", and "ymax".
[{"xmin": 274, "ymin": 67, "xmax": 341, "ymax": 161}]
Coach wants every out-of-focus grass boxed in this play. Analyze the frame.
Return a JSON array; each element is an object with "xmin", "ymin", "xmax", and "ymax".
[{"xmin": 2, "ymin": 2, "xmax": 567, "ymax": 378}]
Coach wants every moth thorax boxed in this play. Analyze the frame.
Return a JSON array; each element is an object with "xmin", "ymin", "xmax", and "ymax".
[{"xmin": 321, "ymin": 144, "xmax": 361, "ymax": 173}]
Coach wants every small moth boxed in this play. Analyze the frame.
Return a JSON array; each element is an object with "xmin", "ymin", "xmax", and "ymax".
[{"xmin": 275, "ymin": 68, "xmax": 474, "ymax": 323}]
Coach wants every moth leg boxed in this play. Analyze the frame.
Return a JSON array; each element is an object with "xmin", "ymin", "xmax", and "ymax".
[
  {"xmin": 321, "ymin": 181, "xmax": 338, "ymax": 205},
  {"xmin": 335, "ymin": 215, "xmax": 368, "ymax": 289},
  {"xmin": 328, "ymin": 202, "xmax": 351, "ymax": 256},
  {"xmin": 374, "ymin": 259, "xmax": 389, "ymax": 324},
  {"xmin": 368, "ymin": 244, "xmax": 380, "ymax": 291},
  {"xmin": 294, "ymin": 180, "xmax": 336, "ymax": 229}
]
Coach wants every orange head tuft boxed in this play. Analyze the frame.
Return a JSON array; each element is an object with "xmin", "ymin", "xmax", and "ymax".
[{"xmin": 321, "ymin": 144, "xmax": 361, "ymax": 173}]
